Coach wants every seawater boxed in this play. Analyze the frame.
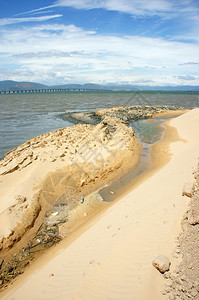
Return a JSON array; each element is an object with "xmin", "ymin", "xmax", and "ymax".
[
  {"xmin": 0, "ymin": 91, "xmax": 199, "ymax": 160},
  {"xmin": 131, "ymin": 119, "xmax": 164, "ymax": 144}
]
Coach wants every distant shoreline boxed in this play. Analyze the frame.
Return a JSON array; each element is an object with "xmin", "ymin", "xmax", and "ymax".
[{"xmin": 1, "ymin": 80, "xmax": 199, "ymax": 93}]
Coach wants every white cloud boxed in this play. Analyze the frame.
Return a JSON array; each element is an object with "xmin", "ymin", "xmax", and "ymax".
[
  {"xmin": 56, "ymin": 0, "xmax": 171, "ymax": 14},
  {"xmin": 177, "ymin": 74, "xmax": 198, "ymax": 80},
  {"xmin": 0, "ymin": 24, "xmax": 198, "ymax": 85},
  {"xmin": 180, "ymin": 62, "xmax": 199, "ymax": 66},
  {"xmin": 15, "ymin": 5, "xmax": 58, "ymax": 16},
  {"xmin": 0, "ymin": 14, "xmax": 62, "ymax": 26},
  {"xmin": 14, "ymin": 0, "xmax": 198, "ymax": 21},
  {"xmin": 55, "ymin": 0, "xmax": 199, "ymax": 19}
]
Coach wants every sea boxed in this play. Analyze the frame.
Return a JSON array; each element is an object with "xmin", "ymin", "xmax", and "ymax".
[{"xmin": 0, "ymin": 90, "xmax": 199, "ymax": 160}]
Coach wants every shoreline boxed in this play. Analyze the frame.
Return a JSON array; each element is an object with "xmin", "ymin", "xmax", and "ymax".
[
  {"xmin": 0, "ymin": 107, "xmax": 197, "ymax": 299},
  {"xmin": 0, "ymin": 108, "xmax": 143, "ymax": 288},
  {"xmin": 0, "ymin": 105, "xmax": 185, "ymax": 256}
]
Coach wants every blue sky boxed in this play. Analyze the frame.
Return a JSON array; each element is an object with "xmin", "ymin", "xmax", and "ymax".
[{"xmin": 0, "ymin": 0, "xmax": 199, "ymax": 86}]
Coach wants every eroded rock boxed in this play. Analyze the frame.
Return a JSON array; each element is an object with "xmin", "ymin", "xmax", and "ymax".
[
  {"xmin": 152, "ymin": 255, "xmax": 171, "ymax": 273},
  {"xmin": 182, "ymin": 182, "xmax": 193, "ymax": 198},
  {"xmin": 188, "ymin": 210, "xmax": 199, "ymax": 225}
]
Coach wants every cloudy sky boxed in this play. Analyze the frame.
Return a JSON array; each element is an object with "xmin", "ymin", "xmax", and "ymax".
[{"xmin": 0, "ymin": 0, "xmax": 199, "ymax": 86}]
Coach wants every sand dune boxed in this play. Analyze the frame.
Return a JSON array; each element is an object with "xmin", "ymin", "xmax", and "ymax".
[{"xmin": 1, "ymin": 109, "xmax": 198, "ymax": 299}]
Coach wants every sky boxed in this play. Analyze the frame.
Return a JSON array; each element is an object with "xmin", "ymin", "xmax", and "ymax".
[{"xmin": 0, "ymin": 0, "xmax": 199, "ymax": 86}]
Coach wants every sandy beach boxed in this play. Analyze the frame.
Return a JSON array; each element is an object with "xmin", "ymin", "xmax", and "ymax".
[{"xmin": 0, "ymin": 107, "xmax": 199, "ymax": 299}]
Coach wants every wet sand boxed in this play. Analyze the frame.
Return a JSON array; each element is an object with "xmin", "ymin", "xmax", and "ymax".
[{"xmin": 0, "ymin": 108, "xmax": 199, "ymax": 299}]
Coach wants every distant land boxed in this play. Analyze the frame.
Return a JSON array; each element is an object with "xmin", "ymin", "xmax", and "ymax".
[{"xmin": 0, "ymin": 80, "xmax": 199, "ymax": 92}]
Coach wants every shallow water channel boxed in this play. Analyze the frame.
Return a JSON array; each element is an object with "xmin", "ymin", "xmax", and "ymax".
[{"xmin": 99, "ymin": 117, "xmax": 167, "ymax": 202}]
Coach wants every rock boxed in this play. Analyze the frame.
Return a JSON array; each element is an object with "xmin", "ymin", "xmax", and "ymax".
[
  {"xmin": 80, "ymin": 178, "xmax": 86, "ymax": 186},
  {"xmin": 170, "ymin": 272, "xmax": 178, "ymax": 280},
  {"xmin": 164, "ymin": 272, "xmax": 170, "ymax": 279},
  {"xmin": 169, "ymin": 294, "xmax": 175, "ymax": 300},
  {"xmin": 182, "ymin": 183, "xmax": 193, "ymax": 198},
  {"xmin": 180, "ymin": 274, "xmax": 186, "ymax": 281},
  {"xmin": 152, "ymin": 255, "xmax": 171, "ymax": 273},
  {"xmin": 191, "ymin": 288, "xmax": 198, "ymax": 297},
  {"xmin": 51, "ymin": 211, "xmax": 59, "ymax": 216},
  {"xmin": 16, "ymin": 195, "xmax": 27, "ymax": 204},
  {"xmin": 164, "ymin": 286, "xmax": 171, "ymax": 293},
  {"xmin": 188, "ymin": 210, "xmax": 199, "ymax": 225},
  {"xmin": 187, "ymin": 282, "xmax": 194, "ymax": 290},
  {"xmin": 176, "ymin": 278, "xmax": 183, "ymax": 285}
]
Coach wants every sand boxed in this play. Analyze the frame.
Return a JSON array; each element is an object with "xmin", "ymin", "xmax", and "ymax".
[
  {"xmin": 0, "ymin": 115, "xmax": 141, "ymax": 277},
  {"xmin": 0, "ymin": 108, "xmax": 198, "ymax": 299}
]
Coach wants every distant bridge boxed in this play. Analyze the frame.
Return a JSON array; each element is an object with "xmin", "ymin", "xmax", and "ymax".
[{"xmin": 0, "ymin": 88, "xmax": 89, "ymax": 94}]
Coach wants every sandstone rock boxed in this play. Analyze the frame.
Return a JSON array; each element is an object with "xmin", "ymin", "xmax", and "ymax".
[
  {"xmin": 169, "ymin": 294, "xmax": 175, "ymax": 300},
  {"xmin": 188, "ymin": 210, "xmax": 199, "ymax": 225},
  {"xmin": 152, "ymin": 255, "xmax": 171, "ymax": 273},
  {"xmin": 80, "ymin": 178, "xmax": 86, "ymax": 186},
  {"xmin": 182, "ymin": 182, "xmax": 193, "ymax": 198},
  {"xmin": 164, "ymin": 286, "xmax": 171, "ymax": 293},
  {"xmin": 164, "ymin": 272, "xmax": 170, "ymax": 279},
  {"xmin": 191, "ymin": 288, "xmax": 198, "ymax": 297}
]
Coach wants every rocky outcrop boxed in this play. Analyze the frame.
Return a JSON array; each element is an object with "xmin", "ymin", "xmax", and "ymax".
[
  {"xmin": 61, "ymin": 105, "xmax": 189, "ymax": 125},
  {"xmin": 162, "ymin": 165, "xmax": 199, "ymax": 299}
]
